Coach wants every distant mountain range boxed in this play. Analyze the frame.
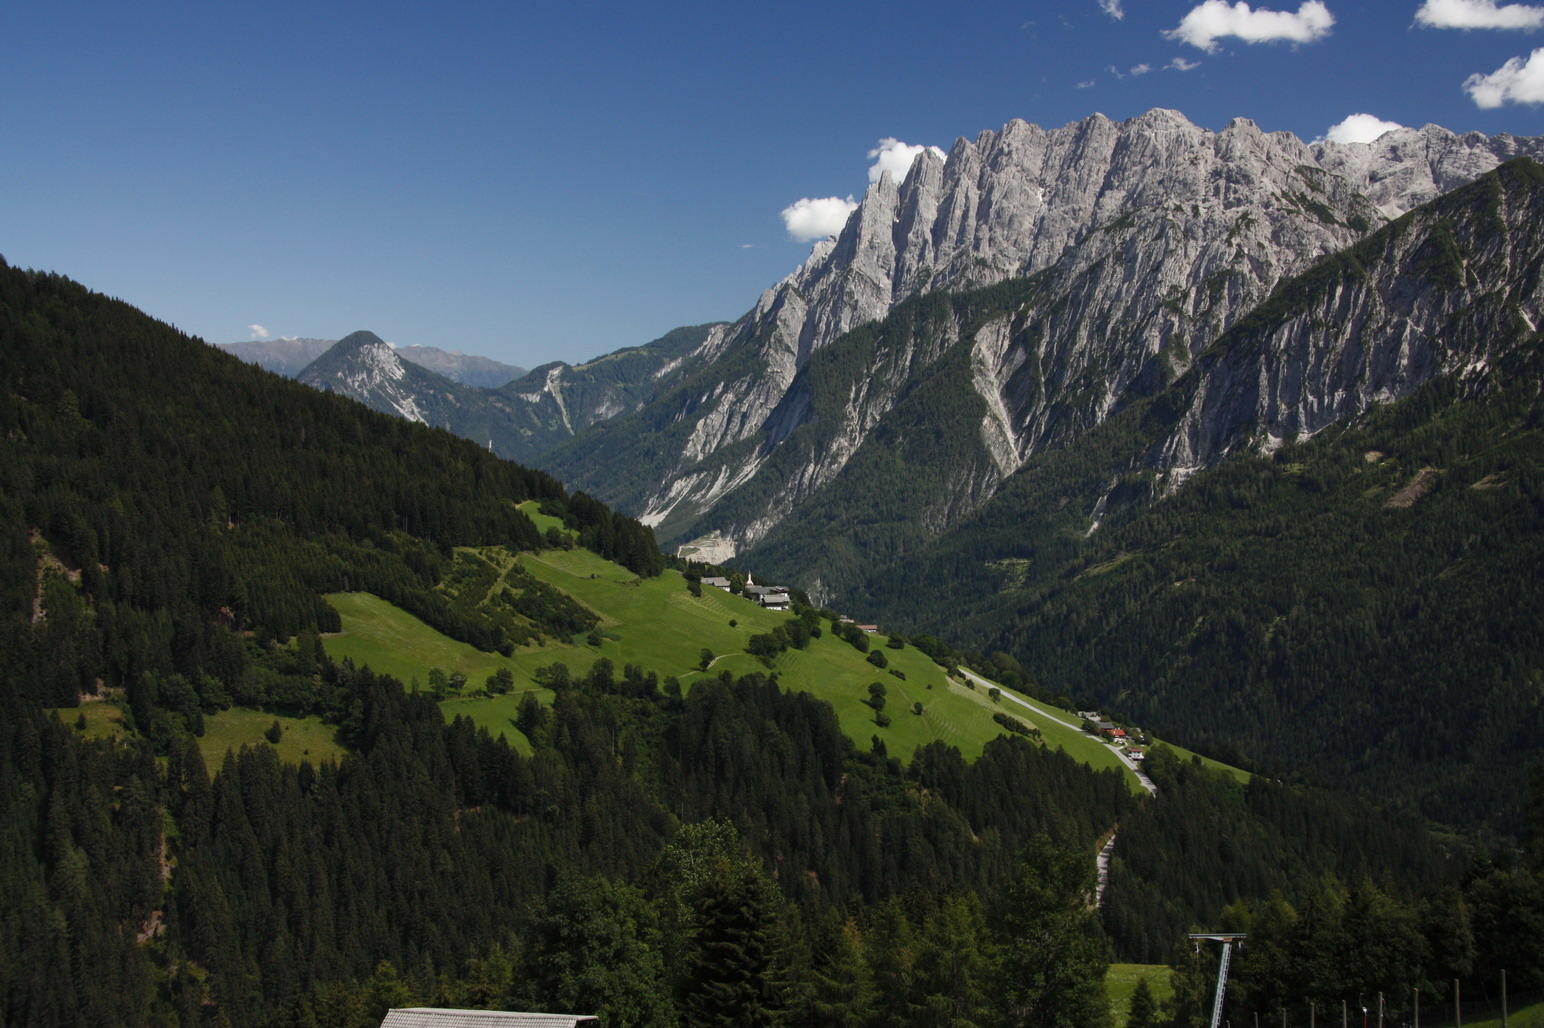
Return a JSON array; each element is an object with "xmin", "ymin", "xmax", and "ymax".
[
  {"xmin": 264, "ymin": 324, "xmax": 725, "ymax": 465},
  {"xmin": 220, "ymin": 336, "xmax": 526, "ymax": 388}
]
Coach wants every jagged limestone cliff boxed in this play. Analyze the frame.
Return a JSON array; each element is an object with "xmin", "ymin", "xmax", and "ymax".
[{"xmin": 541, "ymin": 110, "xmax": 1544, "ymax": 560}]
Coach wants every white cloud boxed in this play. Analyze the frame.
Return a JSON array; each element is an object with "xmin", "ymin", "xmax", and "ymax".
[
  {"xmin": 866, "ymin": 138, "xmax": 947, "ymax": 185},
  {"xmin": 1322, "ymin": 113, "xmax": 1406, "ymax": 143},
  {"xmin": 1100, "ymin": 0, "xmax": 1125, "ymax": 19},
  {"xmin": 1465, "ymin": 46, "xmax": 1544, "ymax": 105},
  {"xmin": 1416, "ymin": 0, "xmax": 1544, "ymax": 29},
  {"xmin": 248, "ymin": 324, "xmax": 269, "ymax": 340},
  {"xmin": 1169, "ymin": 56, "xmax": 1202, "ymax": 70},
  {"xmin": 1131, "ymin": 62, "xmax": 1153, "ymax": 74},
  {"xmin": 1164, "ymin": 0, "xmax": 1335, "ymax": 51},
  {"xmin": 781, "ymin": 196, "xmax": 859, "ymax": 241}
]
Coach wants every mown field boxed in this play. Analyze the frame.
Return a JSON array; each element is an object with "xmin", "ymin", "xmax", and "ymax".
[
  {"xmin": 196, "ymin": 707, "xmax": 349, "ymax": 769},
  {"xmin": 1105, "ymin": 963, "xmax": 1173, "ymax": 1026}
]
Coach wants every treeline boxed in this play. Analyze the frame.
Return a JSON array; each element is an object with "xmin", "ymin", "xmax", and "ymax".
[
  {"xmin": 539, "ymin": 493, "xmax": 664, "ymax": 578},
  {"xmin": 7, "ymin": 645, "xmax": 1529, "ymax": 1027},
  {"xmin": 0, "ymin": 659, "xmax": 1125, "ymax": 1026}
]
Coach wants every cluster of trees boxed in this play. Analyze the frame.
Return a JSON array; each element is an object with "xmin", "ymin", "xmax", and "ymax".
[
  {"xmin": 539, "ymin": 494, "xmax": 664, "ymax": 578},
  {"xmin": 0, "ymin": 649, "xmax": 1132, "ymax": 1026},
  {"xmin": 7, "ymin": 640, "xmax": 1542, "ymax": 1026}
]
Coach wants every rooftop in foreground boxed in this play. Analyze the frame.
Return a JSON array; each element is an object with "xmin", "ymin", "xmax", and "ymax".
[{"xmin": 380, "ymin": 1010, "xmax": 599, "ymax": 1028}]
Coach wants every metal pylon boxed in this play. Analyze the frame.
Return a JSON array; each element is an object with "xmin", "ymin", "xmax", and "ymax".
[{"xmin": 1189, "ymin": 932, "xmax": 1247, "ymax": 1028}]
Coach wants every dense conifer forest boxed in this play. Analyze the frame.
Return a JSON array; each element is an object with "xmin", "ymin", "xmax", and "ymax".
[
  {"xmin": 851, "ymin": 332, "xmax": 1544, "ymax": 837},
  {"xmin": 2, "ymin": 258, "xmax": 1542, "ymax": 1026}
]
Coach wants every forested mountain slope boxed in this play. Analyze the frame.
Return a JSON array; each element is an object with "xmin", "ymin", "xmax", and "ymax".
[{"xmin": 3, "ymin": 256, "xmax": 1523, "ymax": 1026}]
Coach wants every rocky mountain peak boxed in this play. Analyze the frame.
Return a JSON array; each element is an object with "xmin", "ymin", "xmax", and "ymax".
[
  {"xmin": 331, "ymin": 330, "xmax": 388, "ymax": 353},
  {"xmin": 298, "ymin": 330, "xmax": 424, "ymax": 423}
]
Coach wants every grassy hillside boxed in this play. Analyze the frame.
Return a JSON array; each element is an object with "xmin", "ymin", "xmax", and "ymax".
[{"xmin": 321, "ymin": 539, "xmax": 1159, "ymax": 779}]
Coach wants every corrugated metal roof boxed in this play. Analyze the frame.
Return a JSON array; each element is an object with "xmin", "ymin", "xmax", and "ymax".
[{"xmin": 380, "ymin": 1009, "xmax": 598, "ymax": 1028}]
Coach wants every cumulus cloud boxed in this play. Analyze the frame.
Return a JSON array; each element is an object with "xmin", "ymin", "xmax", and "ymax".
[
  {"xmin": 781, "ymin": 196, "xmax": 859, "ymax": 241},
  {"xmin": 1169, "ymin": 56, "xmax": 1202, "ymax": 69},
  {"xmin": 1132, "ymin": 62, "xmax": 1153, "ymax": 74},
  {"xmin": 1100, "ymin": 0, "xmax": 1125, "ymax": 19},
  {"xmin": 866, "ymin": 138, "xmax": 947, "ymax": 185},
  {"xmin": 1165, "ymin": 0, "xmax": 1335, "ymax": 51},
  {"xmin": 1416, "ymin": 0, "xmax": 1544, "ymax": 28},
  {"xmin": 1465, "ymin": 46, "xmax": 1544, "ymax": 105},
  {"xmin": 1322, "ymin": 113, "xmax": 1406, "ymax": 143},
  {"xmin": 248, "ymin": 324, "xmax": 270, "ymax": 340}
]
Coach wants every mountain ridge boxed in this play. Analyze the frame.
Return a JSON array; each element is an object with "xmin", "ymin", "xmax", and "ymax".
[
  {"xmin": 220, "ymin": 335, "xmax": 526, "ymax": 387},
  {"xmin": 540, "ymin": 110, "xmax": 1544, "ymax": 554}
]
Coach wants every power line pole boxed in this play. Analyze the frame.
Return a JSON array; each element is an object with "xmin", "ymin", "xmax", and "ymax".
[{"xmin": 1190, "ymin": 933, "xmax": 1248, "ymax": 1028}]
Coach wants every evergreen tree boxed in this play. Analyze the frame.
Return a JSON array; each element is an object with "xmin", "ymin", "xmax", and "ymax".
[
  {"xmin": 680, "ymin": 860, "xmax": 783, "ymax": 1027},
  {"xmin": 520, "ymin": 876, "xmax": 675, "ymax": 1028},
  {"xmin": 989, "ymin": 836, "xmax": 1111, "ymax": 1028},
  {"xmin": 1127, "ymin": 977, "xmax": 1160, "ymax": 1028}
]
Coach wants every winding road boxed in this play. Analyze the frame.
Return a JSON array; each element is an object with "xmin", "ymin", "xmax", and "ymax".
[{"xmin": 958, "ymin": 668, "xmax": 1157, "ymax": 796}]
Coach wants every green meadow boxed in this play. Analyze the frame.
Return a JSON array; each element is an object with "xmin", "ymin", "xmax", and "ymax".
[
  {"xmin": 49, "ymin": 699, "xmax": 131, "ymax": 743},
  {"xmin": 321, "ymin": 542, "xmax": 1151, "ymax": 779},
  {"xmin": 1105, "ymin": 964, "xmax": 1174, "ymax": 1026},
  {"xmin": 197, "ymin": 708, "xmax": 348, "ymax": 770}
]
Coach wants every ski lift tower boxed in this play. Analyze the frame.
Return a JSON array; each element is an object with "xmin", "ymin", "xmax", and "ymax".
[{"xmin": 1189, "ymin": 933, "xmax": 1247, "ymax": 1028}]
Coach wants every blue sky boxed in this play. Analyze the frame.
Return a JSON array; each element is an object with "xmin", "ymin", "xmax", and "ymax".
[{"xmin": 3, "ymin": 0, "xmax": 1542, "ymax": 368}]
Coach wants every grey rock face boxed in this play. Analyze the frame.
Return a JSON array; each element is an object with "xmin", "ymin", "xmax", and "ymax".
[
  {"xmin": 298, "ymin": 331, "xmax": 443, "ymax": 425},
  {"xmin": 1313, "ymin": 123, "xmax": 1544, "ymax": 218},
  {"xmin": 565, "ymin": 109, "xmax": 1537, "ymax": 554},
  {"xmin": 1160, "ymin": 161, "xmax": 1544, "ymax": 478}
]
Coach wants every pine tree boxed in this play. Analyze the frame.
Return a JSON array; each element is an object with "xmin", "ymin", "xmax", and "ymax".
[
  {"xmin": 681, "ymin": 860, "xmax": 783, "ymax": 1027},
  {"xmin": 1127, "ymin": 977, "xmax": 1159, "ymax": 1028},
  {"xmin": 989, "ymin": 836, "xmax": 1112, "ymax": 1028}
]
